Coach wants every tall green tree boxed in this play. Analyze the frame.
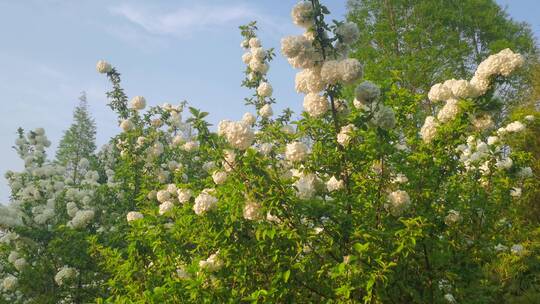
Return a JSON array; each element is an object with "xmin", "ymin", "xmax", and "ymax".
[
  {"xmin": 56, "ymin": 92, "xmax": 97, "ymax": 184},
  {"xmin": 347, "ymin": 0, "xmax": 537, "ymax": 108}
]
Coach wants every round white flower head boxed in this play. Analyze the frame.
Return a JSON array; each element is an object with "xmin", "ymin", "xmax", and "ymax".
[
  {"xmin": 281, "ymin": 36, "xmax": 304, "ymax": 58},
  {"xmin": 156, "ymin": 190, "xmax": 171, "ymax": 203},
  {"xmin": 120, "ymin": 119, "xmax": 134, "ymax": 132},
  {"xmin": 291, "ymin": 1, "xmax": 314, "ymax": 28},
  {"xmin": 444, "ymin": 293, "xmax": 457, "ymax": 304},
  {"xmin": 241, "ymin": 52, "xmax": 252, "ymax": 64},
  {"xmin": 517, "ymin": 166, "xmax": 533, "ymax": 178},
  {"xmin": 524, "ymin": 114, "xmax": 535, "ymax": 122},
  {"xmin": 127, "ymin": 211, "xmax": 144, "ymax": 222},
  {"xmin": 286, "ymin": 141, "xmax": 309, "ymax": 162},
  {"xmin": 487, "ymin": 136, "xmax": 498, "ymax": 146},
  {"xmin": 249, "ymin": 37, "xmax": 261, "ymax": 48},
  {"xmin": 449, "ymin": 79, "xmax": 475, "ymax": 99},
  {"xmin": 510, "ymin": 187, "xmax": 522, "ymax": 198},
  {"xmin": 199, "ymin": 251, "xmax": 223, "ymax": 272},
  {"xmin": 372, "ymin": 105, "xmax": 396, "ymax": 130},
  {"xmin": 96, "ymin": 60, "xmax": 112, "ymax": 74},
  {"xmin": 437, "ymin": 99, "xmax": 460, "ymax": 123},
  {"xmin": 387, "ymin": 190, "xmax": 411, "ymax": 216},
  {"xmin": 257, "ymin": 82, "xmax": 273, "ymax": 97},
  {"xmin": 13, "ymin": 258, "xmax": 27, "ymax": 271},
  {"xmin": 242, "ymin": 112, "xmax": 256, "ymax": 125},
  {"xmin": 295, "ymin": 67, "xmax": 324, "ymax": 94},
  {"xmin": 68, "ymin": 210, "xmax": 95, "ymax": 229},
  {"xmin": 444, "ymin": 210, "xmax": 462, "ymax": 226},
  {"xmin": 193, "ymin": 191, "xmax": 218, "ymax": 215},
  {"xmin": 259, "ymin": 104, "xmax": 273, "ymax": 118},
  {"xmin": 337, "ymin": 124, "xmax": 357, "ymax": 146},
  {"xmin": 355, "ymin": 81, "xmax": 380, "ymax": 104},
  {"xmin": 183, "ymin": 141, "xmax": 199, "ymax": 152},
  {"xmin": 212, "ymin": 171, "xmax": 228, "ymax": 185},
  {"xmin": 55, "ymin": 266, "xmax": 78, "ymax": 286},
  {"xmin": 222, "ymin": 121, "xmax": 255, "ymax": 150},
  {"xmin": 243, "ymin": 201, "xmax": 263, "ymax": 221},
  {"xmin": 505, "ymin": 121, "xmax": 525, "ymax": 133},
  {"xmin": 428, "ymin": 83, "xmax": 452, "ymax": 102},
  {"xmin": 251, "ymin": 47, "xmax": 265, "ymax": 61},
  {"xmin": 129, "ymin": 96, "xmax": 146, "ymax": 110},
  {"xmin": 303, "ymin": 93, "xmax": 329, "ymax": 117},
  {"xmin": 293, "ymin": 171, "xmax": 321, "ymax": 199},
  {"xmin": 249, "ymin": 58, "xmax": 269, "ymax": 74},
  {"xmin": 321, "ymin": 60, "xmax": 341, "ymax": 84},
  {"xmin": 2, "ymin": 275, "xmax": 18, "ymax": 291},
  {"xmin": 339, "ymin": 58, "xmax": 363, "ymax": 84},
  {"xmin": 326, "ymin": 176, "xmax": 344, "ymax": 192},
  {"xmin": 177, "ymin": 189, "xmax": 193, "ymax": 203},
  {"xmin": 336, "ymin": 22, "xmax": 360, "ymax": 44},
  {"xmin": 420, "ymin": 116, "xmax": 439, "ymax": 143},
  {"xmin": 159, "ymin": 201, "xmax": 175, "ymax": 215}
]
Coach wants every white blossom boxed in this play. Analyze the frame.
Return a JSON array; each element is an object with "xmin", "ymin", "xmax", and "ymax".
[
  {"xmin": 387, "ymin": 190, "xmax": 411, "ymax": 216},
  {"xmin": 259, "ymin": 104, "xmax": 273, "ymax": 118},
  {"xmin": 420, "ymin": 116, "xmax": 439, "ymax": 143},
  {"xmin": 286, "ymin": 142, "xmax": 309, "ymax": 162},
  {"xmin": 54, "ymin": 266, "xmax": 78, "ymax": 286},
  {"xmin": 120, "ymin": 119, "xmax": 134, "ymax": 132},
  {"xmin": 127, "ymin": 211, "xmax": 144, "ymax": 222},
  {"xmin": 257, "ymin": 82, "xmax": 273, "ymax": 97},
  {"xmin": 159, "ymin": 201, "xmax": 175, "ymax": 215},
  {"xmin": 444, "ymin": 210, "xmax": 462, "ymax": 226},
  {"xmin": 212, "ymin": 171, "xmax": 228, "ymax": 185},
  {"xmin": 177, "ymin": 189, "xmax": 193, "ymax": 203},
  {"xmin": 243, "ymin": 201, "xmax": 263, "ymax": 221},
  {"xmin": 339, "ymin": 58, "xmax": 363, "ymax": 84},
  {"xmin": 326, "ymin": 176, "xmax": 344, "ymax": 192},
  {"xmin": 129, "ymin": 96, "xmax": 146, "ymax": 110},
  {"xmin": 437, "ymin": 99, "xmax": 460, "ymax": 123},
  {"xmin": 303, "ymin": 93, "xmax": 329, "ymax": 117},
  {"xmin": 199, "ymin": 251, "xmax": 223, "ymax": 272},
  {"xmin": 291, "ymin": 1, "xmax": 314, "ymax": 28},
  {"xmin": 193, "ymin": 190, "xmax": 218, "ymax": 215},
  {"xmin": 96, "ymin": 60, "xmax": 112, "ymax": 74},
  {"xmin": 242, "ymin": 112, "xmax": 256, "ymax": 125},
  {"xmin": 355, "ymin": 81, "xmax": 380, "ymax": 104}
]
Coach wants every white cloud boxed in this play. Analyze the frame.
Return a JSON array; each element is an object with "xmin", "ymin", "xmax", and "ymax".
[{"xmin": 108, "ymin": 3, "xmax": 258, "ymax": 37}]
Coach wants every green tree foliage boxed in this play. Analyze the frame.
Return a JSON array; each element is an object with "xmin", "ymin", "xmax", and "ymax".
[
  {"xmin": 56, "ymin": 92, "xmax": 97, "ymax": 184},
  {"xmin": 347, "ymin": 0, "xmax": 537, "ymax": 108}
]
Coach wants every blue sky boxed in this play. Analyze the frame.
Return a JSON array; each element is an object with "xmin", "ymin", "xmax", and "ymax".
[{"xmin": 0, "ymin": 0, "xmax": 538, "ymax": 202}]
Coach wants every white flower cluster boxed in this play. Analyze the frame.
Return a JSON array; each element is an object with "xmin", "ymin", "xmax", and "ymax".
[
  {"xmin": 241, "ymin": 37, "xmax": 269, "ymax": 76},
  {"xmin": 285, "ymin": 141, "xmax": 309, "ymax": 162},
  {"xmin": 218, "ymin": 120, "xmax": 255, "ymax": 150},
  {"xmin": 199, "ymin": 251, "xmax": 223, "ymax": 272},
  {"xmin": 281, "ymin": 4, "xmax": 363, "ymax": 117},
  {"xmin": 386, "ymin": 190, "xmax": 411, "ymax": 216},
  {"xmin": 96, "ymin": 60, "xmax": 112, "ymax": 74},
  {"xmin": 127, "ymin": 211, "xmax": 144, "ymax": 222},
  {"xmin": 326, "ymin": 176, "xmax": 344, "ymax": 192},
  {"xmin": 54, "ymin": 266, "xmax": 78, "ymax": 286},
  {"xmin": 129, "ymin": 96, "xmax": 146, "ymax": 111},
  {"xmin": 243, "ymin": 201, "xmax": 263, "ymax": 221},
  {"xmin": 337, "ymin": 124, "xmax": 357, "ymax": 146},
  {"xmin": 423, "ymin": 49, "xmax": 524, "ymax": 142},
  {"xmin": 292, "ymin": 169, "xmax": 322, "ymax": 200},
  {"xmin": 193, "ymin": 189, "xmax": 218, "ymax": 215}
]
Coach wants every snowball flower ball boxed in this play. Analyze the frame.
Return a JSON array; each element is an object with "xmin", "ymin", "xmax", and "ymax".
[
  {"xmin": 355, "ymin": 81, "xmax": 380, "ymax": 104},
  {"xmin": 286, "ymin": 141, "xmax": 309, "ymax": 162},
  {"xmin": 339, "ymin": 58, "xmax": 363, "ymax": 84},
  {"xmin": 55, "ymin": 266, "xmax": 78, "ymax": 286},
  {"xmin": 303, "ymin": 93, "xmax": 329, "ymax": 117},
  {"xmin": 96, "ymin": 60, "xmax": 112, "ymax": 74},
  {"xmin": 387, "ymin": 190, "xmax": 411, "ymax": 216},
  {"xmin": 259, "ymin": 104, "xmax": 273, "ymax": 118},
  {"xmin": 242, "ymin": 112, "xmax": 256, "ymax": 125},
  {"xmin": 193, "ymin": 191, "xmax": 218, "ymax": 215},
  {"xmin": 127, "ymin": 211, "xmax": 144, "ymax": 222},
  {"xmin": 291, "ymin": 1, "xmax": 314, "ymax": 29},
  {"xmin": 420, "ymin": 116, "xmax": 439, "ymax": 143},
  {"xmin": 243, "ymin": 201, "xmax": 263, "ymax": 221},
  {"xmin": 257, "ymin": 82, "xmax": 273, "ymax": 97},
  {"xmin": 212, "ymin": 171, "xmax": 228, "ymax": 185},
  {"xmin": 159, "ymin": 201, "xmax": 175, "ymax": 215},
  {"xmin": 129, "ymin": 96, "xmax": 146, "ymax": 110},
  {"xmin": 326, "ymin": 176, "xmax": 344, "ymax": 192},
  {"xmin": 120, "ymin": 119, "xmax": 134, "ymax": 132}
]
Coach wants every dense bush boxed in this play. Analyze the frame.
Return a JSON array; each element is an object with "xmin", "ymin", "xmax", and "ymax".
[{"xmin": 0, "ymin": 1, "xmax": 538, "ymax": 303}]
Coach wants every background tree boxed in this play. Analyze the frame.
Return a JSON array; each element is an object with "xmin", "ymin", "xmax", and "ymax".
[
  {"xmin": 56, "ymin": 92, "xmax": 97, "ymax": 184},
  {"xmin": 347, "ymin": 0, "xmax": 538, "ymax": 112}
]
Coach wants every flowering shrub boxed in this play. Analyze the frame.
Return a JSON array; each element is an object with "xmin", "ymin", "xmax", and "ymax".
[{"xmin": 0, "ymin": 1, "xmax": 538, "ymax": 303}]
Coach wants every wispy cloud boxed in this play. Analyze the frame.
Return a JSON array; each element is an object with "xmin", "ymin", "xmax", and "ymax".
[{"xmin": 108, "ymin": 3, "xmax": 258, "ymax": 37}]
